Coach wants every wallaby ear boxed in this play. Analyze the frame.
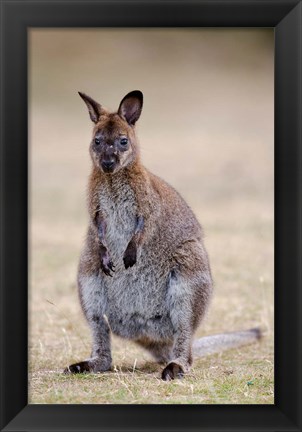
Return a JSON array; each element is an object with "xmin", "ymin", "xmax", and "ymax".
[
  {"xmin": 118, "ymin": 90, "xmax": 143, "ymax": 125},
  {"xmin": 78, "ymin": 92, "xmax": 103, "ymax": 123}
]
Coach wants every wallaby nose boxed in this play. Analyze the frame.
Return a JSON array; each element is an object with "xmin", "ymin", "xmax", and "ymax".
[
  {"xmin": 103, "ymin": 160, "xmax": 114, "ymax": 168},
  {"xmin": 101, "ymin": 159, "xmax": 115, "ymax": 172}
]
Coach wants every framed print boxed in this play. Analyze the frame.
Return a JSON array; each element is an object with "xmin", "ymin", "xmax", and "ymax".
[{"xmin": 0, "ymin": 0, "xmax": 301, "ymax": 431}]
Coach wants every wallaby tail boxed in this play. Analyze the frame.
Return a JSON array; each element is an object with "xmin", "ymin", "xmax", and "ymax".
[{"xmin": 192, "ymin": 328, "xmax": 262, "ymax": 358}]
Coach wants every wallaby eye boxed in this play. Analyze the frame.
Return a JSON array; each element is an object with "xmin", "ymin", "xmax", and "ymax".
[
  {"xmin": 120, "ymin": 138, "xmax": 128, "ymax": 146},
  {"xmin": 94, "ymin": 138, "xmax": 100, "ymax": 145}
]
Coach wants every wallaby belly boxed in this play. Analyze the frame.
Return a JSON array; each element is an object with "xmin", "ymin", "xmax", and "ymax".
[{"xmin": 100, "ymin": 247, "xmax": 174, "ymax": 341}]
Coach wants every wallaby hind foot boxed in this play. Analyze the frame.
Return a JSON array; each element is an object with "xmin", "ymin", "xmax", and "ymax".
[
  {"xmin": 64, "ymin": 356, "xmax": 112, "ymax": 374},
  {"xmin": 161, "ymin": 362, "xmax": 185, "ymax": 381}
]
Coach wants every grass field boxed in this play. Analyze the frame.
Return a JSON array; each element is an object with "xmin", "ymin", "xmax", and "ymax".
[{"xmin": 29, "ymin": 29, "xmax": 274, "ymax": 404}]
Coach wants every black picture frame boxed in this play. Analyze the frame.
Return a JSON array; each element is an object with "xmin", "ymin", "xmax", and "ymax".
[{"xmin": 0, "ymin": 0, "xmax": 301, "ymax": 431}]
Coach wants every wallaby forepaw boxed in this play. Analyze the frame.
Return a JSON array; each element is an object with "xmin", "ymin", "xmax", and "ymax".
[
  {"xmin": 101, "ymin": 260, "xmax": 115, "ymax": 277},
  {"xmin": 123, "ymin": 254, "xmax": 136, "ymax": 269},
  {"xmin": 161, "ymin": 362, "xmax": 185, "ymax": 381},
  {"xmin": 123, "ymin": 243, "xmax": 137, "ymax": 269},
  {"xmin": 100, "ymin": 249, "xmax": 115, "ymax": 276}
]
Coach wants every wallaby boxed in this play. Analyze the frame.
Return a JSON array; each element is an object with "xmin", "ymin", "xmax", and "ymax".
[{"xmin": 65, "ymin": 90, "xmax": 261, "ymax": 380}]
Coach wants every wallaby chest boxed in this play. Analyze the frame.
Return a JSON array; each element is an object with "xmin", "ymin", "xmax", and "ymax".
[{"xmin": 98, "ymin": 179, "xmax": 137, "ymax": 261}]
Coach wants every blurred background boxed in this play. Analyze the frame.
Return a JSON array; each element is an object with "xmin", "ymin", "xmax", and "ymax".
[{"xmin": 29, "ymin": 29, "xmax": 274, "ymax": 404}]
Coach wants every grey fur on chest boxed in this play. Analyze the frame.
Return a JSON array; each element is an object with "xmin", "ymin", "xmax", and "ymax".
[{"xmin": 99, "ymin": 182, "xmax": 137, "ymax": 263}]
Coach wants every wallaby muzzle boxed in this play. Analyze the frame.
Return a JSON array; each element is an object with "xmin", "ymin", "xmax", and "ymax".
[
  {"xmin": 100, "ymin": 148, "xmax": 118, "ymax": 173},
  {"xmin": 101, "ymin": 157, "xmax": 117, "ymax": 173}
]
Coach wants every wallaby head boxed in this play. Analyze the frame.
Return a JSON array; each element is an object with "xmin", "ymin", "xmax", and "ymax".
[{"xmin": 79, "ymin": 90, "xmax": 143, "ymax": 174}]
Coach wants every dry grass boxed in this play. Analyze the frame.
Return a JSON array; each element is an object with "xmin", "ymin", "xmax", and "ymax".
[{"xmin": 29, "ymin": 29, "xmax": 274, "ymax": 404}]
